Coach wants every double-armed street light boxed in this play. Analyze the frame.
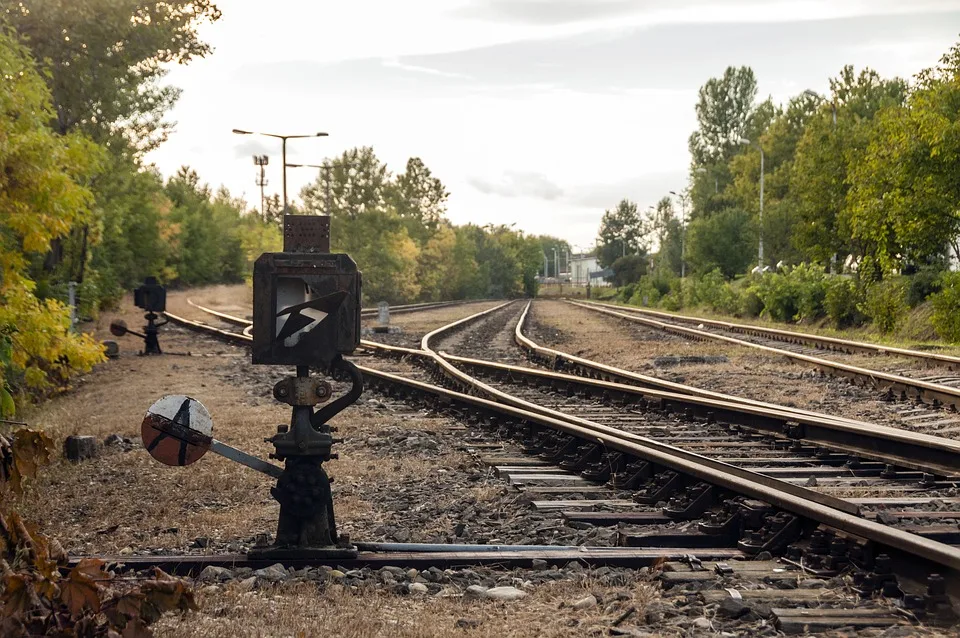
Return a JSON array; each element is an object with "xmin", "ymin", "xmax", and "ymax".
[
  {"xmin": 287, "ymin": 162, "xmax": 334, "ymax": 216},
  {"xmin": 738, "ymin": 136, "xmax": 765, "ymax": 272},
  {"xmin": 232, "ymin": 129, "xmax": 328, "ymax": 213}
]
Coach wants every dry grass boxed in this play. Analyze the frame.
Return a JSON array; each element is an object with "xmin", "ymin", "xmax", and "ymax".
[
  {"xmin": 155, "ymin": 579, "xmax": 660, "ymax": 638},
  {"xmin": 14, "ymin": 289, "xmax": 497, "ymax": 553}
]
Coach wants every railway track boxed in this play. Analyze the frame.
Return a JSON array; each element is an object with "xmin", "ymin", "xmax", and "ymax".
[
  {"xmin": 574, "ymin": 299, "xmax": 960, "ymax": 413},
  {"xmin": 160, "ymin": 299, "xmax": 960, "ymax": 631}
]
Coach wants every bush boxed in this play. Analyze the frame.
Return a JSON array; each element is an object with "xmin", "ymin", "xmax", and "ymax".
[
  {"xmin": 823, "ymin": 277, "xmax": 862, "ymax": 328},
  {"xmin": 930, "ymin": 272, "xmax": 960, "ymax": 342},
  {"xmin": 906, "ymin": 266, "xmax": 944, "ymax": 307},
  {"xmin": 754, "ymin": 264, "xmax": 826, "ymax": 322},
  {"xmin": 628, "ymin": 277, "xmax": 663, "ymax": 307},
  {"xmin": 860, "ymin": 278, "xmax": 907, "ymax": 334},
  {"xmin": 694, "ymin": 269, "xmax": 741, "ymax": 315},
  {"xmin": 739, "ymin": 286, "xmax": 764, "ymax": 317}
]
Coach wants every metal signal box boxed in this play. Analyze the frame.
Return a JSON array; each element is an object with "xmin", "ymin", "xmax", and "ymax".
[
  {"xmin": 134, "ymin": 276, "xmax": 166, "ymax": 313},
  {"xmin": 251, "ymin": 216, "xmax": 361, "ymax": 369}
]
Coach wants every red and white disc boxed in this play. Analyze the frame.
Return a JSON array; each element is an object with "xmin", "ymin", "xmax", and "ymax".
[{"xmin": 141, "ymin": 395, "xmax": 213, "ymax": 466}]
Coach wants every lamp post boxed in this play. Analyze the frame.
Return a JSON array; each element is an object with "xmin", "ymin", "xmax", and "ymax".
[
  {"xmin": 669, "ymin": 190, "xmax": 688, "ymax": 279},
  {"xmin": 232, "ymin": 129, "xmax": 328, "ymax": 213},
  {"xmin": 738, "ymin": 137, "xmax": 764, "ymax": 271},
  {"xmin": 803, "ymin": 89, "xmax": 837, "ymax": 127},
  {"xmin": 287, "ymin": 163, "xmax": 334, "ymax": 216}
]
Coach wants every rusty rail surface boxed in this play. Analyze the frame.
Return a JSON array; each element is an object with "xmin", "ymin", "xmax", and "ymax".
[
  {"xmin": 570, "ymin": 300, "xmax": 960, "ymax": 411},
  {"xmin": 174, "ymin": 302, "xmax": 960, "ymax": 476},
  {"xmin": 582, "ymin": 299, "xmax": 960, "ymax": 367},
  {"xmin": 163, "ymin": 308, "xmax": 960, "ymax": 595}
]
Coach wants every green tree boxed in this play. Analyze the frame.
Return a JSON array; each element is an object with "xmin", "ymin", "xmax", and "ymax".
[
  {"xmin": 0, "ymin": 31, "xmax": 104, "ymax": 407},
  {"xmin": 846, "ymin": 47, "xmax": 960, "ymax": 273},
  {"xmin": 387, "ymin": 157, "xmax": 449, "ymax": 246},
  {"xmin": 790, "ymin": 66, "xmax": 907, "ymax": 268},
  {"xmin": 300, "ymin": 148, "xmax": 421, "ymax": 303},
  {"xmin": 688, "ymin": 66, "xmax": 759, "ymax": 167},
  {"xmin": 8, "ymin": 0, "xmax": 221, "ymax": 149},
  {"xmin": 596, "ymin": 199, "xmax": 646, "ymax": 268},
  {"xmin": 686, "ymin": 208, "xmax": 756, "ymax": 277}
]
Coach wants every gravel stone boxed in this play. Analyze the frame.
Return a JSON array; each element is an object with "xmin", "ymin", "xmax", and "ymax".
[
  {"xmin": 464, "ymin": 585, "xmax": 488, "ymax": 600},
  {"xmin": 484, "ymin": 586, "xmax": 527, "ymax": 601},
  {"xmin": 408, "ymin": 582, "xmax": 429, "ymax": 595},
  {"xmin": 253, "ymin": 563, "xmax": 288, "ymax": 582},
  {"xmin": 197, "ymin": 565, "xmax": 234, "ymax": 582},
  {"xmin": 572, "ymin": 594, "xmax": 597, "ymax": 610}
]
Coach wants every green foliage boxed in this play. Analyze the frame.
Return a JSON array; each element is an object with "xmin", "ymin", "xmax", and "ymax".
[
  {"xmin": 930, "ymin": 273, "xmax": 960, "ymax": 343},
  {"xmin": 0, "ymin": 30, "xmax": 105, "ymax": 406},
  {"xmin": 694, "ymin": 269, "xmax": 741, "ymax": 315},
  {"xmin": 610, "ymin": 254, "xmax": 648, "ymax": 287},
  {"xmin": 859, "ymin": 278, "xmax": 907, "ymax": 334},
  {"xmin": 8, "ymin": 0, "xmax": 221, "ymax": 149},
  {"xmin": 823, "ymin": 277, "xmax": 863, "ymax": 328},
  {"xmin": 535, "ymin": 236, "xmax": 571, "ymax": 278},
  {"xmin": 906, "ymin": 266, "xmax": 944, "ymax": 308},
  {"xmin": 688, "ymin": 66, "xmax": 760, "ymax": 166},
  {"xmin": 686, "ymin": 207, "xmax": 756, "ymax": 277},
  {"xmin": 753, "ymin": 264, "xmax": 826, "ymax": 322},
  {"xmin": 596, "ymin": 199, "xmax": 646, "ymax": 268}
]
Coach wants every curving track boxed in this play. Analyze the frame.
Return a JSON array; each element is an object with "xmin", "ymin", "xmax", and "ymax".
[{"xmin": 165, "ymin": 299, "xmax": 960, "ymax": 618}]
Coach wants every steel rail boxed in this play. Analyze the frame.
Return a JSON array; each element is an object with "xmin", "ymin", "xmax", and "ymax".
[
  {"xmin": 583, "ymin": 299, "xmax": 960, "ymax": 367},
  {"xmin": 570, "ymin": 300, "xmax": 960, "ymax": 410},
  {"xmin": 510, "ymin": 302, "xmax": 960, "ymax": 475},
  {"xmin": 163, "ymin": 309, "xmax": 960, "ymax": 592},
  {"xmin": 184, "ymin": 297, "xmax": 484, "ymax": 324},
  {"xmin": 176, "ymin": 303, "xmax": 960, "ymax": 475}
]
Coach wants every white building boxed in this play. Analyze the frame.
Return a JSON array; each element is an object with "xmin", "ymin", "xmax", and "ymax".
[{"xmin": 569, "ymin": 254, "xmax": 610, "ymax": 286}]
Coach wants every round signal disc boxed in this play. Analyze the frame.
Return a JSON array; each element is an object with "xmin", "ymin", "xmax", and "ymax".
[{"xmin": 141, "ymin": 395, "xmax": 213, "ymax": 466}]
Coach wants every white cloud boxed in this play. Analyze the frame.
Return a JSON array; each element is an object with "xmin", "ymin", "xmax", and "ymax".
[{"xmin": 147, "ymin": 1, "xmax": 960, "ymax": 244}]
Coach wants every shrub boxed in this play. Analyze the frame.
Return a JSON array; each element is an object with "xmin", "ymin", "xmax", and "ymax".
[
  {"xmin": 823, "ymin": 276, "xmax": 862, "ymax": 328},
  {"xmin": 739, "ymin": 288, "xmax": 762, "ymax": 317},
  {"xmin": 859, "ymin": 278, "xmax": 907, "ymax": 334},
  {"xmin": 930, "ymin": 272, "xmax": 960, "ymax": 343},
  {"xmin": 660, "ymin": 290, "xmax": 683, "ymax": 311},
  {"xmin": 628, "ymin": 277, "xmax": 662, "ymax": 307},
  {"xmin": 754, "ymin": 264, "xmax": 826, "ymax": 322},
  {"xmin": 694, "ymin": 268, "xmax": 741, "ymax": 315},
  {"xmin": 906, "ymin": 266, "xmax": 944, "ymax": 307}
]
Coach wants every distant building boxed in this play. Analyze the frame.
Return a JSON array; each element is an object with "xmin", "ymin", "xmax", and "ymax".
[{"xmin": 569, "ymin": 254, "xmax": 610, "ymax": 287}]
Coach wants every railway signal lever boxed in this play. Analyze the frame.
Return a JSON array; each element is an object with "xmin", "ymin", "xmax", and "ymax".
[
  {"xmin": 140, "ymin": 215, "xmax": 362, "ymax": 560},
  {"xmin": 110, "ymin": 277, "xmax": 168, "ymax": 355},
  {"xmin": 248, "ymin": 215, "xmax": 362, "ymax": 558}
]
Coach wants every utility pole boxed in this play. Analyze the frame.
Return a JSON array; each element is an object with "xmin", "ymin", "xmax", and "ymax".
[
  {"xmin": 233, "ymin": 129, "xmax": 328, "ymax": 213},
  {"xmin": 253, "ymin": 155, "xmax": 269, "ymax": 221},
  {"xmin": 669, "ymin": 189, "xmax": 690, "ymax": 278},
  {"xmin": 739, "ymin": 137, "xmax": 765, "ymax": 271}
]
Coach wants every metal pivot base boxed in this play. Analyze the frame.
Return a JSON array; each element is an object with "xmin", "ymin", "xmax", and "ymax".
[
  {"xmin": 143, "ymin": 312, "xmax": 162, "ymax": 355},
  {"xmin": 257, "ymin": 358, "xmax": 364, "ymax": 558}
]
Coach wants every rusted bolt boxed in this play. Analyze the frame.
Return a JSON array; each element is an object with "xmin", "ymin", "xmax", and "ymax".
[{"xmin": 277, "ymin": 387, "xmax": 289, "ymax": 397}]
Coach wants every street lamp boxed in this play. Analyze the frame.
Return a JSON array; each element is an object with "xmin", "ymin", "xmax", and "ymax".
[
  {"xmin": 739, "ymin": 137, "xmax": 764, "ymax": 272},
  {"xmin": 232, "ymin": 129, "xmax": 328, "ymax": 213},
  {"xmin": 287, "ymin": 162, "xmax": 334, "ymax": 216},
  {"xmin": 803, "ymin": 89, "xmax": 837, "ymax": 127},
  {"xmin": 669, "ymin": 190, "xmax": 688, "ymax": 279}
]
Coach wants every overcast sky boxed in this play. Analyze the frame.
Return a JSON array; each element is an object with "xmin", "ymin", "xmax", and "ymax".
[{"xmin": 145, "ymin": 0, "xmax": 960, "ymax": 251}]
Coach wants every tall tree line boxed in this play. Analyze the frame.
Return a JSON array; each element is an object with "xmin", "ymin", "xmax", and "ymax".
[{"xmin": 597, "ymin": 40, "xmax": 960, "ymax": 282}]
